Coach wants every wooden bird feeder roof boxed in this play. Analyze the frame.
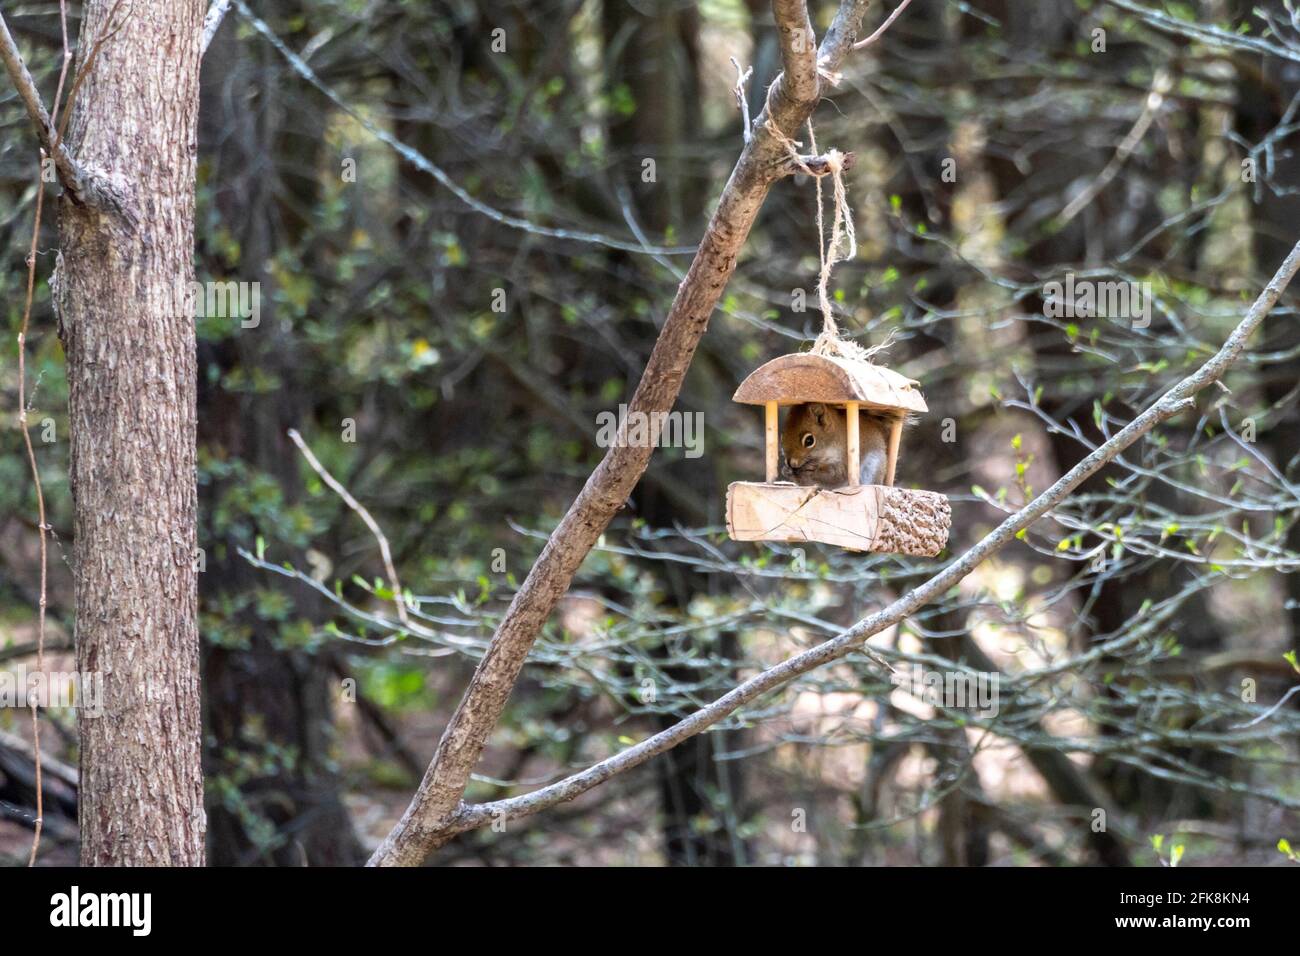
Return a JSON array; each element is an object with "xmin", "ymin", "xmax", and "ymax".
[{"xmin": 732, "ymin": 353, "xmax": 928, "ymax": 413}]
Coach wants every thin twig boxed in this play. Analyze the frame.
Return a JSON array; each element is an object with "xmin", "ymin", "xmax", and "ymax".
[
  {"xmin": 201, "ymin": 0, "xmax": 232, "ymax": 54},
  {"xmin": 20, "ymin": 0, "xmax": 74, "ymax": 868},
  {"xmin": 0, "ymin": 10, "xmax": 86, "ymax": 200},
  {"xmin": 54, "ymin": 0, "xmax": 132, "ymax": 151},
  {"xmin": 1106, "ymin": 0, "xmax": 1300, "ymax": 65},
  {"xmin": 48, "ymin": 0, "xmax": 71, "ymax": 131},
  {"xmin": 853, "ymin": 0, "xmax": 916, "ymax": 50},
  {"xmin": 730, "ymin": 57, "xmax": 753, "ymax": 144},
  {"xmin": 0, "ymin": 728, "xmax": 78, "ymax": 789},
  {"xmin": 0, "ymin": 638, "xmax": 72, "ymax": 664},
  {"xmin": 1059, "ymin": 68, "xmax": 1173, "ymax": 225},
  {"xmin": 17, "ymin": 91, "xmax": 51, "ymax": 876},
  {"xmin": 1232, "ymin": 684, "xmax": 1300, "ymax": 730},
  {"xmin": 287, "ymin": 429, "xmax": 410, "ymax": 626}
]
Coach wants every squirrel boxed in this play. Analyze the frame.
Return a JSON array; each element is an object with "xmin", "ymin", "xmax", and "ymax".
[{"xmin": 780, "ymin": 403, "xmax": 905, "ymax": 488}]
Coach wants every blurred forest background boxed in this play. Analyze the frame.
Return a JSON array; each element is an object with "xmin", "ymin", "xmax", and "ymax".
[{"xmin": 3, "ymin": 0, "xmax": 1300, "ymax": 866}]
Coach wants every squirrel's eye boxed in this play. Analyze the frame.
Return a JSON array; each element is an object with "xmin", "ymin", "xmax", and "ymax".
[{"xmin": 802, "ymin": 433, "xmax": 815, "ymax": 448}]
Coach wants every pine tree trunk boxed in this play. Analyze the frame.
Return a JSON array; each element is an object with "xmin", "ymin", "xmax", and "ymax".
[{"xmin": 56, "ymin": 0, "xmax": 207, "ymax": 866}]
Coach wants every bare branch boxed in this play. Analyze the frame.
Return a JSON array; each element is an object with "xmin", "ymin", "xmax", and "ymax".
[
  {"xmin": 287, "ymin": 429, "xmax": 411, "ymax": 627},
  {"xmin": 201, "ymin": 0, "xmax": 231, "ymax": 55},
  {"xmin": 0, "ymin": 728, "xmax": 78, "ymax": 789},
  {"xmin": 0, "ymin": 638, "xmax": 72, "ymax": 665},
  {"xmin": 1106, "ymin": 0, "xmax": 1300, "ymax": 64},
  {"xmin": 819, "ymin": 0, "xmax": 875, "ymax": 65},
  {"xmin": 853, "ymin": 0, "xmax": 916, "ymax": 50},
  {"xmin": 1059, "ymin": 67, "xmax": 1173, "ymax": 225},
  {"xmin": 730, "ymin": 57, "xmax": 753, "ymax": 144},
  {"xmin": 772, "ymin": 0, "xmax": 819, "ymax": 110},
  {"xmin": 794, "ymin": 149, "xmax": 857, "ymax": 177},
  {"xmin": 48, "ymin": 0, "xmax": 71, "ymax": 131},
  {"xmin": 0, "ymin": 10, "xmax": 90, "ymax": 201},
  {"xmin": 1232, "ymin": 684, "xmax": 1300, "ymax": 730}
]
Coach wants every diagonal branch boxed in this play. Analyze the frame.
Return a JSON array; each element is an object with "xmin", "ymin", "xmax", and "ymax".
[
  {"xmin": 406, "ymin": 239, "xmax": 1300, "ymax": 847},
  {"xmin": 0, "ymin": 7, "xmax": 132, "ymax": 209},
  {"xmin": 201, "ymin": 0, "xmax": 231, "ymax": 55},
  {"xmin": 366, "ymin": 0, "xmax": 877, "ymax": 867},
  {"xmin": 821, "ymin": 0, "xmax": 875, "ymax": 64},
  {"xmin": 0, "ymin": 10, "xmax": 91, "ymax": 201},
  {"xmin": 853, "ymin": 0, "xmax": 916, "ymax": 50},
  {"xmin": 1106, "ymin": 0, "xmax": 1300, "ymax": 64},
  {"xmin": 287, "ymin": 429, "xmax": 411, "ymax": 628},
  {"xmin": 1058, "ymin": 67, "xmax": 1173, "ymax": 226}
]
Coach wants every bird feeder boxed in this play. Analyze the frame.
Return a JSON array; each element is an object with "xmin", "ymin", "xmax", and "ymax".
[{"xmin": 726, "ymin": 352, "xmax": 951, "ymax": 555}]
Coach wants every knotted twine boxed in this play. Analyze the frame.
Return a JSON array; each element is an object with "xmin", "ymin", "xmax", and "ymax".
[{"xmin": 763, "ymin": 86, "xmax": 888, "ymax": 363}]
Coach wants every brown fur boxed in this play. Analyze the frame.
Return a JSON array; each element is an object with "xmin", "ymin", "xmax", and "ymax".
[{"xmin": 780, "ymin": 403, "xmax": 904, "ymax": 488}]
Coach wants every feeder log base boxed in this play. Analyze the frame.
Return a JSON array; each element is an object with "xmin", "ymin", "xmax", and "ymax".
[{"xmin": 726, "ymin": 481, "xmax": 950, "ymax": 556}]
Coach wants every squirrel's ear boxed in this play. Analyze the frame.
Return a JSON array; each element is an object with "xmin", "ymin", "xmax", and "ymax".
[{"xmin": 809, "ymin": 403, "xmax": 827, "ymax": 425}]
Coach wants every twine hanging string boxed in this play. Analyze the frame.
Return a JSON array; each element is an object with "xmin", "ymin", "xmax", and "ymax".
[{"xmin": 763, "ymin": 80, "xmax": 886, "ymax": 363}]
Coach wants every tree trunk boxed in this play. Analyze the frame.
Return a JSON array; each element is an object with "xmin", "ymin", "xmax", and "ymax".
[{"xmin": 57, "ymin": 0, "xmax": 206, "ymax": 866}]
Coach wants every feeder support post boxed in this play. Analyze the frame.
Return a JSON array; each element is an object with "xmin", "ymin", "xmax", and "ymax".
[
  {"xmin": 845, "ymin": 402, "xmax": 860, "ymax": 487},
  {"xmin": 765, "ymin": 401, "xmax": 779, "ymax": 482},
  {"xmin": 884, "ymin": 417, "xmax": 903, "ymax": 487}
]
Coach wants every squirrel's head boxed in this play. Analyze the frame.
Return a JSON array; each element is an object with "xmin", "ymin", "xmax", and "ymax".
[{"xmin": 781, "ymin": 403, "xmax": 835, "ymax": 473}]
